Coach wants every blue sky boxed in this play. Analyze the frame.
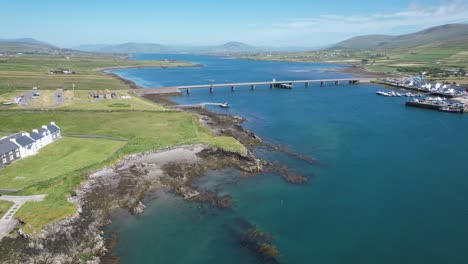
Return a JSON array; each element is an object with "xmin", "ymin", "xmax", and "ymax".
[{"xmin": 1, "ymin": 0, "xmax": 467, "ymax": 47}]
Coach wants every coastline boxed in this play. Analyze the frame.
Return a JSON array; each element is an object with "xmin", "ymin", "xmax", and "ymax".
[
  {"xmin": 1, "ymin": 61, "xmax": 320, "ymax": 262},
  {"xmin": 238, "ymin": 56, "xmax": 397, "ymax": 79},
  {"xmin": 0, "ymin": 68, "xmax": 268, "ymax": 262}
]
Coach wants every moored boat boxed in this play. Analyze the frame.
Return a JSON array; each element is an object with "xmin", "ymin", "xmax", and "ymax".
[{"xmin": 439, "ymin": 106, "xmax": 464, "ymax": 114}]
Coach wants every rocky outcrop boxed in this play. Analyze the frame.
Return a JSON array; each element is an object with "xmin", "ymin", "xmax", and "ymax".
[{"xmin": 0, "ymin": 145, "xmax": 264, "ymax": 263}]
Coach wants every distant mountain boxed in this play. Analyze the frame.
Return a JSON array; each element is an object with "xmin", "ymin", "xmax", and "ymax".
[
  {"xmin": 0, "ymin": 38, "xmax": 58, "ymax": 53},
  {"xmin": 73, "ymin": 41, "xmax": 309, "ymax": 54},
  {"xmin": 332, "ymin": 24, "xmax": 468, "ymax": 50}
]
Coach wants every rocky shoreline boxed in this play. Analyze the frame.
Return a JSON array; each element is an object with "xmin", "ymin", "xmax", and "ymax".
[
  {"xmin": 0, "ymin": 88, "xmax": 268, "ymax": 263},
  {"xmin": 0, "ymin": 143, "xmax": 264, "ymax": 263},
  {"xmin": 0, "ymin": 72, "xmax": 311, "ymax": 263}
]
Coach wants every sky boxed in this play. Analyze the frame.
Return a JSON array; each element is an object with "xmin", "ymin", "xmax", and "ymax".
[{"xmin": 0, "ymin": 0, "xmax": 467, "ymax": 47}]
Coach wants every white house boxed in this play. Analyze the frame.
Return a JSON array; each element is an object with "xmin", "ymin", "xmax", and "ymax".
[
  {"xmin": 0, "ymin": 122, "xmax": 62, "ymax": 166},
  {"xmin": 47, "ymin": 122, "xmax": 61, "ymax": 141},
  {"xmin": 39, "ymin": 126, "xmax": 53, "ymax": 145},
  {"xmin": 30, "ymin": 129, "xmax": 46, "ymax": 149},
  {"xmin": 8, "ymin": 132, "xmax": 37, "ymax": 158}
]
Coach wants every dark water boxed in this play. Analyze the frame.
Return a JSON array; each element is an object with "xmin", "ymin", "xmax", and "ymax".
[{"xmin": 107, "ymin": 54, "xmax": 468, "ymax": 264}]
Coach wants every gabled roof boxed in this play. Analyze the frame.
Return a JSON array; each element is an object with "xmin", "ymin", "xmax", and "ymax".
[
  {"xmin": 14, "ymin": 135, "xmax": 35, "ymax": 147},
  {"xmin": 47, "ymin": 124, "xmax": 60, "ymax": 133},
  {"xmin": 39, "ymin": 128, "xmax": 50, "ymax": 135},
  {"xmin": 0, "ymin": 138, "xmax": 19, "ymax": 155},
  {"xmin": 30, "ymin": 132, "xmax": 43, "ymax": 140}
]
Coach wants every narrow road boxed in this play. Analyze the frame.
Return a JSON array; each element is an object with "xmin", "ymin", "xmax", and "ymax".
[{"xmin": 0, "ymin": 194, "xmax": 46, "ymax": 240}]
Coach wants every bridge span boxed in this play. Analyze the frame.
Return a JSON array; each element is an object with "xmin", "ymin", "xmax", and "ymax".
[{"xmin": 134, "ymin": 78, "xmax": 377, "ymax": 96}]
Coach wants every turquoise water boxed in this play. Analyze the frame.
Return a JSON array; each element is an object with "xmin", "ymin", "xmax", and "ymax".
[{"xmin": 107, "ymin": 55, "xmax": 468, "ymax": 263}]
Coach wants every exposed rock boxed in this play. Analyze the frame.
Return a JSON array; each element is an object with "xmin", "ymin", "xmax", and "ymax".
[
  {"xmin": 132, "ymin": 201, "xmax": 146, "ymax": 215},
  {"xmin": 0, "ymin": 145, "xmax": 264, "ymax": 263}
]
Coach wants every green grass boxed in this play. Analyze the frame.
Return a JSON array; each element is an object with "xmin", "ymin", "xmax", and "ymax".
[
  {"xmin": 0, "ymin": 137, "xmax": 126, "ymax": 190},
  {"xmin": 241, "ymin": 38, "xmax": 468, "ymax": 81},
  {"xmin": 0, "ymin": 200, "xmax": 14, "ymax": 218},
  {"xmin": 0, "ymin": 54, "xmax": 194, "ymax": 90},
  {"xmin": 58, "ymin": 90, "xmax": 168, "ymax": 111},
  {"xmin": 0, "ymin": 111, "xmax": 243, "ymax": 155},
  {"xmin": 0, "ymin": 110, "xmax": 246, "ymax": 232}
]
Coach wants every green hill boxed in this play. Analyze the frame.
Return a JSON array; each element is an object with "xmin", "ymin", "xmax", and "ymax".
[
  {"xmin": 333, "ymin": 24, "xmax": 468, "ymax": 50},
  {"xmin": 0, "ymin": 38, "xmax": 58, "ymax": 53}
]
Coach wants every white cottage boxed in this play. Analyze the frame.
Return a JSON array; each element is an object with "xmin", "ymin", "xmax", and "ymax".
[{"xmin": 8, "ymin": 132, "xmax": 37, "ymax": 157}]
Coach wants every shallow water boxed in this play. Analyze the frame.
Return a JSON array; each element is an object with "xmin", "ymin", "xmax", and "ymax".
[{"xmin": 107, "ymin": 54, "xmax": 468, "ymax": 264}]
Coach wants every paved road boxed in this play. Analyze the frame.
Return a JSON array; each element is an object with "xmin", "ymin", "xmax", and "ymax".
[{"xmin": 0, "ymin": 194, "xmax": 46, "ymax": 240}]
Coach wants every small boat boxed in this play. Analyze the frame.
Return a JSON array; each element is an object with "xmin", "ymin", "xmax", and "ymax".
[
  {"xmin": 219, "ymin": 102, "xmax": 229, "ymax": 108},
  {"xmin": 439, "ymin": 106, "xmax": 464, "ymax": 113},
  {"xmin": 2, "ymin": 102, "xmax": 13, "ymax": 105}
]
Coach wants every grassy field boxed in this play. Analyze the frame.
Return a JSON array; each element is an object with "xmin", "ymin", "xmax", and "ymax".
[
  {"xmin": 0, "ymin": 137, "xmax": 126, "ymax": 190},
  {"xmin": 0, "ymin": 54, "xmax": 194, "ymax": 90},
  {"xmin": 0, "ymin": 200, "xmax": 14, "ymax": 218},
  {"xmin": 0, "ymin": 89, "xmax": 169, "ymax": 110},
  {"xmin": 0, "ymin": 110, "xmax": 245, "ymax": 232},
  {"xmin": 0, "ymin": 111, "xmax": 246, "ymax": 156},
  {"xmin": 59, "ymin": 90, "xmax": 168, "ymax": 111},
  {"xmin": 242, "ymin": 39, "xmax": 468, "ymax": 83}
]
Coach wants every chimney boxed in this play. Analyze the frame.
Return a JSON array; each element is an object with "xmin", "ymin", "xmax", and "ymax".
[
  {"xmin": 32, "ymin": 129, "xmax": 38, "ymax": 133},
  {"xmin": 42, "ymin": 125, "xmax": 48, "ymax": 129},
  {"xmin": 51, "ymin": 121, "xmax": 56, "ymax": 126},
  {"xmin": 22, "ymin": 132, "xmax": 29, "ymax": 137}
]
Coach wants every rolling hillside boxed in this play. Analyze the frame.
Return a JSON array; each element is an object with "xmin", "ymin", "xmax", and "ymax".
[
  {"xmin": 75, "ymin": 41, "xmax": 264, "ymax": 54},
  {"xmin": 333, "ymin": 24, "xmax": 468, "ymax": 50},
  {"xmin": 0, "ymin": 38, "xmax": 58, "ymax": 53}
]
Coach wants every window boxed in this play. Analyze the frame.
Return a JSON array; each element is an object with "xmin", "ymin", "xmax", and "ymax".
[
  {"xmin": 10, "ymin": 155, "xmax": 13, "ymax": 160},
  {"xmin": 2, "ymin": 158, "xmax": 6, "ymax": 163},
  {"xmin": 16, "ymin": 152, "xmax": 20, "ymax": 157}
]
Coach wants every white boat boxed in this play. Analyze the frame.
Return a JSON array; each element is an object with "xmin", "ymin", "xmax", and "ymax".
[{"xmin": 219, "ymin": 102, "xmax": 229, "ymax": 108}]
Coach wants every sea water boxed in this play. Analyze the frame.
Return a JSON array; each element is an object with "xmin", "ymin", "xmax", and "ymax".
[{"xmin": 106, "ymin": 54, "xmax": 468, "ymax": 264}]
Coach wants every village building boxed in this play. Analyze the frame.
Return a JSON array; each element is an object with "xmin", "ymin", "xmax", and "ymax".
[
  {"xmin": 49, "ymin": 68, "xmax": 75, "ymax": 74},
  {"xmin": 8, "ymin": 133, "xmax": 37, "ymax": 158},
  {"xmin": 0, "ymin": 122, "xmax": 61, "ymax": 168},
  {"xmin": 47, "ymin": 122, "xmax": 61, "ymax": 141},
  {"xmin": 0, "ymin": 139, "xmax": 21, "ymax": 168},
  {"xmin": 89, "ymin": 89, "xmax": 116, "ymax": 99}
]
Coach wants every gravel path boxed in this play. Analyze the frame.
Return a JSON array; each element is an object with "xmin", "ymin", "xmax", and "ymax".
[{"xmin": 0, "ymin": 194, "xmax": 46, "ymax": 240}]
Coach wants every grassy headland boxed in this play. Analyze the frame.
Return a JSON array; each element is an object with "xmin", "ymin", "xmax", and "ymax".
[
  {"xmin": 0, "ymin": 110, "xmax": 246, "ymax": 232},
  {"xmin": 0, "ymin": 53, "xmax": 247, "ymax": 233},
  {"xmin": 0, "ymin": 137, "xmax": 126, "ymax": 190}
]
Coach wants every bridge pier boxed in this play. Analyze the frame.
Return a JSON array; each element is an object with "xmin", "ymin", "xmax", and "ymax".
[
  {"xmin": 335, "ymin": 81, "xmax": 339, "ymax": 85},
  {"xmin": 210, "ymin": 87, "xmax": 213, "ymax": 93},
  {"xmin": 270, "ymin": 84, "xmax": 273, "ymax": 89},
  {"xmin": 320, "ymin": 82, "xmax": 324, "ymax": 86},
  {"xmin": 231, "ymin": 86, "xmax": 236, "ymax": 92},
  {"xmin": 186, "ymin": 88, "xmax": 190, "ymax": 94},
  {"xmin": 305, "ymin": 82, "xmax": 309, "ymax": 87},
  {"xmin": 251, "ymin": 85, "xmax": 256, "ymax": 90}
]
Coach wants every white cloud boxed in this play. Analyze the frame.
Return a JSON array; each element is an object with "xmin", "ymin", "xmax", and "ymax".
[{"xmin": 241, "ymin": 0, "xmax": 468, "ymax": 46}]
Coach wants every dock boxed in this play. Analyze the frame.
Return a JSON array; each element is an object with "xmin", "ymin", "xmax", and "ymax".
[
  {"xmin": 405, "ymin": 100, "xmax": 466, "ymax": 113},
  {"xmin": 133, "ymin": 78, "xmax": 376, "ymax": 95}
]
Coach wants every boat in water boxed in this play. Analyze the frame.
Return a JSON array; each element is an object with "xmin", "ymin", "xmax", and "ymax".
[
  {"xmin": 219, "ymin": 102, "xmax": 229, "ymax": 108},
  {"xmin": 439, "ymin": 106, "xmax": 464, "ymax": 114}
]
